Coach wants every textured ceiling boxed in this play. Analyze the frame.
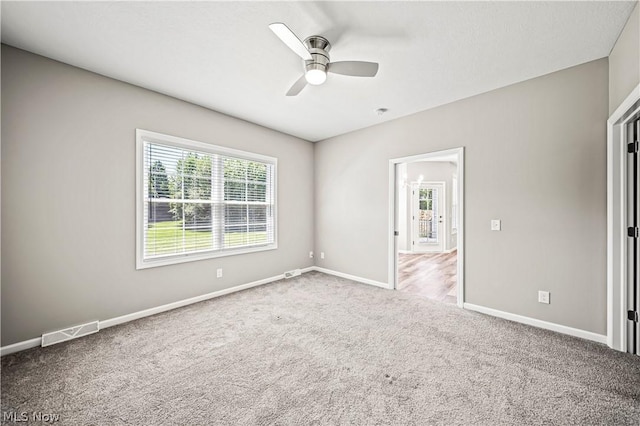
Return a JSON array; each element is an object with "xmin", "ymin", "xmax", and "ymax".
[{"xmin": 1, "ymin": 1, "xmax": 636, "ymax": 141}]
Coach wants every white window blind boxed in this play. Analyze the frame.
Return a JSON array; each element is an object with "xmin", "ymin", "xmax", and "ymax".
[{"xmin": 136, "ymin": 130, "xmax": 277, "ymax": 269}]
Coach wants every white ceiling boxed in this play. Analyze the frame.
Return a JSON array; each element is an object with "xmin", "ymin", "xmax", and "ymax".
[{"xmin": 1, "ymin": 1, "xmax": 636, "ymax": 142}]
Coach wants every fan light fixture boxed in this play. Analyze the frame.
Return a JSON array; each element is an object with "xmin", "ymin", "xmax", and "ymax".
[
  {"xmin": 268, "ymin": 22, "xmax": 379, "ymax": 96},
  {"xmin": 305, "ymin": 69, "xmax": 327, "ymax": 85}
]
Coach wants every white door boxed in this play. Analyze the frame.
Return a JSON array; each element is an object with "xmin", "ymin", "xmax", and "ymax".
[
  {"xmin": 412, "ymin": 183, "xmax": 445, "ymax": 252},
  {"xmin": 627, "ymin": 118, "xmax": 640, "ymax": 355}
]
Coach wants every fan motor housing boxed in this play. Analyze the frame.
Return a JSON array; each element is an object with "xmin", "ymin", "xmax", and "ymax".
[{"xmin": 304, "ymin": 36, "xmax": 331, "ymax": 73}]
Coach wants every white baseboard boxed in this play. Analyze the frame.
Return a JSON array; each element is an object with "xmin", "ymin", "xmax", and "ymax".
[
  {"xmin": 100, "ymin": 273, "xmax": 287, "ymax": 329},
  {"xmin": 1, "ymin": 269, "xmax": 314, "ymax": 357},
  {"xmin": 5, "ymin": 269, "xmax": 605, "ymax": 356},
  {"xmin": 0, "ymin": 337, "xmax": 43, "ymax": 357},
  {"xmin": 311, "ymin": 266, "xmax": 391, "ymax": 289},
  {"xmin": 398, "ymin": 250, "xmax": 412, "ymax": 254},
  {"xmin": 463, "ymin": 303, "xmax": 607, "ymax": 344}
]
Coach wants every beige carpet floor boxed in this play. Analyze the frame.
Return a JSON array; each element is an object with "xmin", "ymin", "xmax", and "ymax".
[{"xmin": 2, "ymin": 271, "xmax": 640, "ymax": 425}]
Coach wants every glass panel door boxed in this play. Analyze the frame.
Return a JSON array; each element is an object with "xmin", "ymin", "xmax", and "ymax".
[
  {"xmin": 418, "ymin": 187, "xmax": 438, "ymax": 243},
  {"xmin": 413, "ymin": 183, "xmax": 444, "ymax": 252}
]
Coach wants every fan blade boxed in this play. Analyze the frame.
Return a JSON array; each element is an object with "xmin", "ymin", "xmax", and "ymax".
[
  {"xmin": 286, "ymin": 75, "xmax": 308, "ymax": 96},
  {"xmin": 269, "ymin": 23, "xmax": 312, "ymax": 61},
  {"xmin": 328, "ymin": 61, "xmax": 379, "ymax": 77}
]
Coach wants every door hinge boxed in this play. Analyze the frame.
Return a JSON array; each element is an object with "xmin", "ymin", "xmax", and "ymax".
[
  {"xmin": 628, "ymin": 310, "xmax": 639, "ymax": 323},
  {"xmin": 412, "ymin": 241, "xmax": 415, "ymax": 245},
  {"xmin": 628, "ymin": 227, "xmax": 639, "ymax": 238},
  {"xmin": 628, "ymin": 140, "xmax": 639, "ymax": 154},
  {"xmin": 394, "ymin": 231, "xmax": 399, "ymax": 236}
]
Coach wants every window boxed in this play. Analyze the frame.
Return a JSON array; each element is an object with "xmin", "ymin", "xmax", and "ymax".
[{"xmin": 136, "ymin": 130, "xmax": 277, "ymax": 269}]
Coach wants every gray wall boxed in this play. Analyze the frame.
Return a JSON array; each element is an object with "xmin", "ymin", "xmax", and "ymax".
[
  {"xmin": 314, "ymin": 58, "xmax": 609, "ymax": 334},
  {"xmin": 609, "ymin": 2, "xmax": 639, "ymax": 115},
  {"xmin": 1, "ymin": 46, "xmax": 315, "ymax": 346}
]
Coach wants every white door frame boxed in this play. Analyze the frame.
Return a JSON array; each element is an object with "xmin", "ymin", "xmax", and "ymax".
[
  {"xmin": 607, "ymin": 83, "xmax": 640, "ymax": 352},
  {"xmin": 388, "ymin": 147, "xmax": 465, "ymax": 308},
  {"xmin": 411, "ymin": 181, "xmax": 446, "ymax": 253}
]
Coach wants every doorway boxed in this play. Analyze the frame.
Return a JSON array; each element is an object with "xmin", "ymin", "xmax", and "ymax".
[
  {"xmin": 388, "ymin": 148, "xmax": 464, "ymax": 307},
  {"xmin": 607, "ymin": 84, "xmax": 640, "ymax": 353},
  {"xmin": 412, "ymin": 182, "xmax": 445, "ymax": 252}
]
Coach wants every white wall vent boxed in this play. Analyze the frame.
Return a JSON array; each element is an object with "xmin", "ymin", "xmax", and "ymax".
[
  {"xmin": 41, "ymin": 321, "xmax": 99, "ymax": 347},
  {"xmin": 284, "ymin": 269, "xmax": 301, "ymax": 279}
]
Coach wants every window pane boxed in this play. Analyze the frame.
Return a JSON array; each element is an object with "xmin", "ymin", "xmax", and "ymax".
[
  {"xmin": 148, "ymin": 162, "xmax": 171, "ymax": 199},
  {"xmin": 247, "ymin": 162, "xmax": 267, "ymax": 183},
  {"xmin": 147, "ymin": 201, "xmax": 173, "ymax": 223},
  {"xmin": 248, "ymin": 205, "xmax": 266, "ymax": 223},
  {"xmin": 225, "ymin": 205, "xmax": 247, "ymax": 225},
  {"xmin": 184, "ymin": 203, "xmax": 212, "ymax": 231},
  {"xmin": 179, "ymin": 153, "xmax": 212, "ymax": 178},
  {"xmin": 224, "ymin": 158, "xmax": 246, "ymax": 180},
  {"xmin": 224, "ymin": 181, "xmax": 245, "ymax": 201},
  {"xmin": 224, "ymin": 225, "xmax": 247, "ymax": 248},
  {"xmin": 247, "ymin": 225, "xmax": 268, "ymax": 244},
  {"xmin": 247, "ymin": 183, "xmax": 266, "ymax": 202},
  {"xmin": 182, "ymin": 177, "xmax": 212, "ymax": 200},
  {"xmin": 184, "ymin": 203, "xmax": 213, "ymax": 252},
  {"xmin": 145, "ymin": 200, "xmax": 181, "ymax": 258},
  {"xmin": 145, "ymin": 203, "xmax": 213, "ymax": 257},
  {"xmin": 145, "ymin": 218, "xmax": 184, "ymax": 257}
]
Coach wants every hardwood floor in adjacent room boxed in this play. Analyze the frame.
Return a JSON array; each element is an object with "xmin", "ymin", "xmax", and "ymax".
[{"xmin": 397, "ymin": 250, "xmax": 457, "ymax": 304}]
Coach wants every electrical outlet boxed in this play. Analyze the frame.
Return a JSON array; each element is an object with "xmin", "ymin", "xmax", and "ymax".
[
  {"xmin": 321, "ymin": 252, "xmax": 325, "ymax": 259},
  {"xmin": 538, "ymin": 291, "xmax": 550, "ymax": 304},
  {"xmin": 216, "ymin": 268, "xmax": 223, "ymax": 278},
  {"xmin": 309, "ymin": 251, "xmax": 314, "ymax": 259}
]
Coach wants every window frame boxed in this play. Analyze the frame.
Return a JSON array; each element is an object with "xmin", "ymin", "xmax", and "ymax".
[{"xmin": 136, "ymin": 129, "xmax": 277, "ymax": 269}]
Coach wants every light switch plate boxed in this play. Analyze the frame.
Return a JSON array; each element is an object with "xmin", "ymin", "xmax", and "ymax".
[
  {"xmin": 538, "ymin": 290, "xmax": 550, "ymax": 304},
  {"xmin": 491, "ymin": 219, "xmax": 501, "ymax": 231}
]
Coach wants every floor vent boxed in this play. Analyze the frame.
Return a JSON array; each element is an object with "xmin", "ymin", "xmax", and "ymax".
[
  {"xmin": 41, "ymin": 321, "xmax": 100, "ymax": 347},
  {"xmin": 284, "ymin": 269, "xmax": 301, "ymax": 279}
]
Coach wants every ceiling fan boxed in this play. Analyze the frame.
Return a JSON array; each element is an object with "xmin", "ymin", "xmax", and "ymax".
[{"xmin": 269, "ymin": 22, "xmax": 379, "ymax": 96}]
